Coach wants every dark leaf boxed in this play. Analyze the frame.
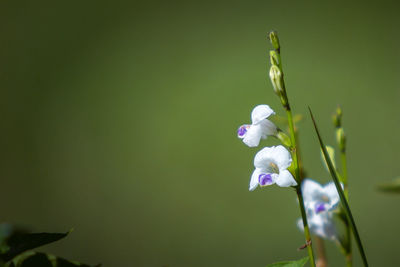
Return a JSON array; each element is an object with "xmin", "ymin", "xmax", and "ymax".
[
  {"xmin": 18, "ymin": 253, "xmax": 52, "ymax": 267},
  {"xmin": 5, "ymin": 252, "xmax": 100, "ymax": 267},
  {"xmin": 0, "ymin": 230, "xmax": 69, "ymax": 262}
]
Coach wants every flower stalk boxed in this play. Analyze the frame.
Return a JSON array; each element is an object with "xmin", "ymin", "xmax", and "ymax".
[
  {"xmin": 315, "ymin": 237, "xmax": 328, "ymax": 267},
  {"xmin": 268, "ymin": 31, "xmax": 316, "ymax": 267},
  {"xmin": 333, "ymin": 107, "xmax": 352, "ymax": 266}
]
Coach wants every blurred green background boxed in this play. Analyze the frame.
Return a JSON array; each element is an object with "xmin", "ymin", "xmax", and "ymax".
[{"xmin": 1, "ymin": 1, "xmax": 400, "ymax": 266}]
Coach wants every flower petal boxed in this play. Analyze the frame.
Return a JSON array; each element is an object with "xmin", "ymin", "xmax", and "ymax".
[
  {"xmin": 272, "ymin": 145, "xmax": 292, "ymax": 170},
  {"xmin": 243, "ymin": 124, "xmax": 264, "ymax": 147},
  {"xmin": 316, "ymin": 213, "xmax": 338, "ymax": 241},
  {"xmin": 249, "ymin": 168, "xmax": 262, "ymax": 191},
  {"xmin": 301, "ymin": 179, "xmax": 324, "ymax": 203},
  {"xmin": 251, "ymin": 105, "xmax": 275, "ymax": 125},
  {"xmin": 300, "ymin": 201, "xmax": 340, "ymax": 241},
  {"xmin": 259, "ymin": 119, "xmax": 277, "ymax": 138},
  {"xmin": 258, "ymin": 173, "xmax": 275, "ymax": 186},
  {"xmin": 253, "ymin": 147, "xmax": 274, "ymax": 168},
  {"xmin": 237, "ymin": 124, "xmax": 250, "ymax": 139},
  {"xmin": 323, "ymin": 182, "xmax": 341, "ymax": 208},
  {"xmin": 297, "ymin": 218, "xmax": 304, "ymax": 231},
  {"xmin": 275, "ymin": 169, "xmax": 297, "ymax": 187}
]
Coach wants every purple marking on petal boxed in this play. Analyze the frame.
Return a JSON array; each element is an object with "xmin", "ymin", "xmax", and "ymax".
[
  {"xmin": 258, "ymin": 173, "xmax": 273, "ymax": 186},
  {"xmin": 315, "ymin": 203, "xmax": 326, "ymax": 213},
  {"xmin": 237, "ymin": 125, "xmax": 248, "ymax": 137}
]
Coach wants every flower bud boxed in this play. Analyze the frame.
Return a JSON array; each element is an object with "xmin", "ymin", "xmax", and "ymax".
[
  {"xmin": 270, "ymin": 50, "xmax": 279, "ymax": 66},
  {"xmin": 336, "ymin": 128, "xmax": 346, "ymax": 152},
  {"xmin": 332, "ymin": 106, "xmax": 342, "ymax": 128},
  {"xmin": 321, "ymin": 145, "xmax": 336, "ymax": 171},
  {"xmin": 269, "ymin": 65, "xmax": 283, "ymax": 94},
  {"xmin": 268, "ymin": 31, "xmax": 280, "ymax": 51},
  {"xmin": 276, "ymin": 130, "xmax": 292, "ymax": 148}
]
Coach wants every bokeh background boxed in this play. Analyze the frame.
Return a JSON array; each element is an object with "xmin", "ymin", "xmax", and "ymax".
[{"xmin": 1, "ymin": 1, "xmax": 400, "ymax": 266}]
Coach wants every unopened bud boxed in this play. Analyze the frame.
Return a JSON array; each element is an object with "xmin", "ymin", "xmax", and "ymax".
[
  {"xmin": 268, "ymin": 31, "xmax": 280, "ymax": 51},
  {"xmin": 336, "ymin": 106, "xmax": 342, "ymax": 118},
  {"xmin": 336, "ymin": 128, "xmax": 346, "ymax": 152},
  {"xmin": 269, "ymin": 65, "xmax": 283, "ymax": 95},
  {"xmin": 321, "ymin": 145, "xmax": 336, "ymax": 171},
  {"xmin": 276, "ymin": 130, "xmax": 292, "ymax": 148},
  {"xmin": 270, "ymin": 50, "xmax": 279, "ymax": 66},
  {"xmin": 332, "ymin": 106, "xmax": 342, "ymax": 128}
]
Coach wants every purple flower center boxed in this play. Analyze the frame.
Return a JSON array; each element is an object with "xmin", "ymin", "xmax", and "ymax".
[
  {"xmin": 315, "ymin": 203, "xmax": 326, "ymax": 213},
  {"xmin": 258, "ymin": 173, "xmax": 273, "ymax": 186},
  {"xmin": 237, "ymin": 125, "xmax": 248, "ymax": 137}
]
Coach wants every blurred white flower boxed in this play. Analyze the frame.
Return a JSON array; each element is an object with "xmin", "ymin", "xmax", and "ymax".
[
  {"xmin": 249, "ymin": 145, "xmax": 297, "ymax": 191},
  {"xmin": 302, "ymin": 179, "xmax": 341, "ymax": 213},
  {"xmin": 297, "ymin": 203, "xmax": 339, "ymax": 241},
  {"xmin": 297, "ymin": 179, "xmax": 343, "ymax": 241},
  {"xmin": 237, "ymin": 105, "xmax": 277, "ymax": 147}
]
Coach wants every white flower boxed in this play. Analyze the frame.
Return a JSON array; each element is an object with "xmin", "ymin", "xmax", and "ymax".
[
  {"xmin": 302, "ymin": 179, "xmax": 341, "ymax": 213},
  {"xmin": 237, "ymin": 105, "xmax": 277, "ymax": 147},
  {"xmin": 297, "ymin": 179, "xmax": 343, "ymax": 241},
  {"xmin": 249, "ymin": 145, "xmax": 297, "ymax": 191},
  {"xmin": 297, "ymin": 206, "xmax": 339, "ymax": 241}
]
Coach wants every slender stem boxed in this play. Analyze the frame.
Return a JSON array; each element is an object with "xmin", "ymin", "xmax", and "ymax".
[
  {"xmin": 341, "ymin": 150, "xmax": 352, "ymax": 266},
  {"xmin": 346, "ymin": 252, "xmax": 353, "ymax": 267},
  {"xmin": 296, "ymin": 186, "xmax": 316, "ymax": 267},
  {"xmin": 286, "ymin": 109, "xmax": 300, "ymax": 179},
  {"xmin": 287, "ymin": 108, "xmax": 316, "ymax": 267},
  {"xmin": 315, "ymin": 237, "xmax": 328, "ymax": 267},
  {"xmin": 341, "ymin": 152, "xmax": 348, "ymax": 193},
  {"xmin": 269, "ymin": 34, "xmax": 315, "ymax": 265},
  {"xmin": 345, "ymin": 226, "xmax": 353, "ymax": 267}
]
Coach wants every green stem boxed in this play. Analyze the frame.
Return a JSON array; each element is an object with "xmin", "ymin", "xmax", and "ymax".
[
  {"xmin": 341, "ymin": 152, "xmax": 348, "ymax": 194},
  {"xmin": 341, "ymin": 149, "xmax": 352, "ymax": 266},
  {"xmin": 296, "ymin": 186, "xmax": 316, "ymax": 267},
  {"xmin": 346, "ymin": 252, "xmax": 353, "ymax": 267},
  {"xmin": 287, "ymin": 108, "xmax": 316, "ymax": 267},
  {"xmin": 286, "ymin": 109, "xmax": 300, "ymax": 179},
  {"xmin": 269, "ymin": 34, "xmax": 315, "ymax": 265},
  {"xmin": 345, "ymin": 226, "xmax": 353, "ymax": 267},
  {"xmin": 309, "ymin": 108, "xmax": 368, "ymax": 267}
]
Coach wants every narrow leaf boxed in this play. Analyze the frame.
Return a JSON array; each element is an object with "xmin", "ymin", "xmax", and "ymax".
[
  {"xmin": 266, "ymin": 256, "xmax": 309, "ymax": 267},
  {"xmin": 308, "ymin": 107, "xmax": 369, "ymax": 267},
  {"xmin": 377, "ymin": 177, "xmax": 400, "ymax": 193}
]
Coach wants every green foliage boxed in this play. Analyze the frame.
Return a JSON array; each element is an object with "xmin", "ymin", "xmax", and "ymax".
[
  {"xmin": 0, "ymin": 224, "xmax": 98, "ymax": 267},
  {"xmin": 377, "ymin": 177, "xmax": 400, "ymax": 193},
  {"xmin": 0, "ymin": 228, "xmax": 68, "ymax": 262},
  {"xmin": 266, "ymin": 256, "xmax": 309, "ymax": 267}
]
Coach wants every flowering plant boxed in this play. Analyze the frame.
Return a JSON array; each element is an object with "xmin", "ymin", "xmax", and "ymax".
[{"xmin": 236, "ymin": 31, "xmax": 368, "ymax": 267}]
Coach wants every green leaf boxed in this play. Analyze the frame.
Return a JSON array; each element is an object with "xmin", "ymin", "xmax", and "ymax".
[
  {"xmin": 377, "ymin": 177, "xmax": 400, "ymax": 193},
  {"xmin": 5, "ymin": 252, "xmax": 100, "ymax": 267},
  {"xmin": 0, "ymin": 224, "xmax": 69, "ymax": 262},
  {"xmin": 266, "ymin": 256, "xmax": 309, "ymax": 267},
  {"xmin": 308, "ymin": 107, "xmax": 369, "ymax": 267}
]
